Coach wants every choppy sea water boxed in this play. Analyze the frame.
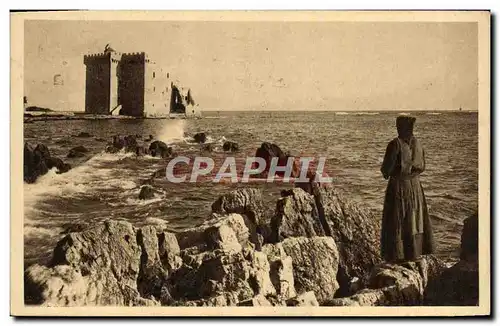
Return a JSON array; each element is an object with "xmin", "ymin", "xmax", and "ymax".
[{"xmin": 23, "ymin": 111, "xmax": 478, "ymax": 266}]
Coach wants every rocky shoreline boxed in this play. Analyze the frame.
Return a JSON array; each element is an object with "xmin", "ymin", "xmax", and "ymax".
[{"xmin": 24, "ymin": 182, "xmax": 479, "ymax": 307}]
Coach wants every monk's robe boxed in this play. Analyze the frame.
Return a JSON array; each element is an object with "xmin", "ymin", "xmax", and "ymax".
[{"xmin": 380, "ymin": 136, "xmax": 435, "ymax": 262}]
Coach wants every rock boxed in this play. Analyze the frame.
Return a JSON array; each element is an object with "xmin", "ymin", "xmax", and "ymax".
[
  {"xmin": 294, "ymin": 182, "xmax": 382, "ymax": 295},
  {"xmin": 211, "ymin": 188, "xmax": 268, "ymax": 247},
  {"xmin": 424, "ymin": 212, "xmax": 479, "ymax": 306},
  {"xmin": 193, "ymin": 132, "xmax": 207, "ymax": 144},
  {"xmin": 106, "ymin": 135, "xmax": 140, "ymax": 153},
  {"xmin": 148, "ymin": 140, "xmax": 173, "ymax": 158},
  {"xmin": 271, "ymin": 188, "xmax": 325, "ymax": 243},
  {"xmin": 67, "ymin": 145, "xmax": 89, "ymax": 158},
  {"xmin": 328, "ymin": 255, "xmax": 446, "ymax": 306},
  {"xmin": 24, "ymin": 142, "xmax": 71, "ymax": 183},
  {"xmin": 223, "ymin": 141, "xmax": 239, "ymax": 152},
  {"xmin": 200, "ymin": 143, "xmax": 214, "ymax": 152},
  {"xmin": 46, "ymin": 157, "xmax": 71, "ymax": 174},
  {"xmin": 238, "ymin": 294, "xmax": 272, "ymax": 306},
  {"xmin": 424, "ymin": 260, "xmax": 478, "ymax": 306},
  {"xmin": 460, "ymin": 212, "xmax": 478, "ymax": 261},
  {"xmin": 253, "ymin": 142, "xmax": 299, "ymax": 178},
  {"xmin": 25, "ymin": 221, "xmax": 153, "ymax": 306},
  {"xmin": 281, "ymin": 237, "xmax": 339, "ymax": 304},
  {"xmin": 75, "ymin": 132, "xmax": 92, "ymax": 138},
  {"xmin": 157, "ymin": 232, "xmax": 182, "ymax": 273},
  {"xmin": 286, "ymin": 291, "xmax": 319, "ymax": 306},
  {"xmin": 262, "ymin": 243, "xmax": 296, "ymax": 300},
  {"xmin": 176, "ymin": 213, "xmax": 251, "ymax": 251},
  {"xmin": 205, "ymin": 223, "xmax": 242, "ymax": 252},
  {"xmin": 138, "ymin": 185, "xmax": 155, "ymax": 200}
]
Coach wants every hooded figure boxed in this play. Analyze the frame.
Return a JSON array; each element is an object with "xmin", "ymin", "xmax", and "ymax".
[{"xmin": 380, "ymin": 116, "xmax": 435, "ymax": 262}]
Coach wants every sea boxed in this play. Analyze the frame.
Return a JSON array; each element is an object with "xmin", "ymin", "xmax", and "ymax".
[{"xmin": 23, "ymin": 111, "xmax": 478, "ymax": 266}]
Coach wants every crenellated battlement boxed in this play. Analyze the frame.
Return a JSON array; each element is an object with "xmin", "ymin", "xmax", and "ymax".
[{"xmin": 84, "ymin": 52, "xmax": 112, "ymax": 65}]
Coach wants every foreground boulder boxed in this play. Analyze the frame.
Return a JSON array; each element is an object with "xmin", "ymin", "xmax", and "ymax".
[
  {"xmin": 424, "ymin": 212, "xmax": 479, "ymax": 306},
  {"xmin": 193, "ymin": 132, "xmax": 207, "ymax": 144},
  {"xmin": 24, "ymin": 142, "xmax": 71, "ymax": 183},
  {"xmin": 25, "ymin": 221, "xmax": 161, "ymax": 306},
  {"xmin": 273, "ymin": 183, "xmax": 382, "ymax": 295},
  {"xmin": 328, "ymin": 255, "xmax": 445, "ymax": 306},
  {"xmin": 211, "ymin": 188, "xmax": 268, "ymax": 248}
]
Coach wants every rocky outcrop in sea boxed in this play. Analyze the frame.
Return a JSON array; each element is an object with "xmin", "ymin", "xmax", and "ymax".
[{"xmin": 24, "ymin": 184, "xmax": 479, "ymax": 307}]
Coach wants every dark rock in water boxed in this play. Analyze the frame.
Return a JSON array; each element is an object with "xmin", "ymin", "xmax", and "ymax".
[
  {"xmin": 24, "ymin": 142, "xmax": 71, "ymax": 183},
  {"xmin": 146, "ymin": 134, "xmax": 154, "ymax": 141},
  {"xmin": 253, "ymin": 142, "xmax": 300, "ymax": 178},
  {"xmin": 67, "ymin": 145, "xmax": 89, "ymax": 158},
  {"xmin": 460, "ymin": 212, "xmax": 478, "ymax": 261},
  {"xmin": 193, "ymin": 132, "xmax": 207, "ymax": 144},
  {"xmin": 211, "ymin": 188, "xmax": 268, "ymax": 248},
  {"xmin": 149, "ymin": 141, "xmax": 173, "ymax": 158},
  {"xmin": 75, "ymin": 132, "xmax": 92, "ymax": 138},
  {"xmin": 139, "ymin": 185, "xmax": 155, "ymax": 200},
  {"xmin": 135, "ymin": 146, "xmax": 146, "ymax": 156},
  {"xmin": 106, "ymin": 135, "xmax": 140, "ymax": 154},
  {"xmin": 46, "ymin": 157, "xmax": 71, "ymax": 174},
  {"xmin": 200, "ymin": 143, "xmax": 214, "ymax": 152},
  {"xmin": 223, "ymin": 141, "xmax": 239, "ymax": 152}
]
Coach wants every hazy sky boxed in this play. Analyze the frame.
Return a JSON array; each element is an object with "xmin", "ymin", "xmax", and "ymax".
[{"xmin": 24, "ymin": 20, "xmax": 478, "ymax": 111}]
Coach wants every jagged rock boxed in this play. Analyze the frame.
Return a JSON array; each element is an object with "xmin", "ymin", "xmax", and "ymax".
[
  {"xmin": 176, "ymin": 213, "xmax": 250, "ymax": 250},
  {"xmin": 24, "ymin": 142, "xmax": 71, "ymax": 183},
  {"xmin": 25, "ymin": 221, "xmax": 154, "ymax": 306},
  {"xmin": 460, "ymin": 213, "xmax": 478, "ymax": 261},
  {"xmin": 253, "ymin": 142, "xmax": 300, "ymax": 178},
  {"xmin": 106, "ymin": 135, "xmax": 140, "ymax": 154},
  {"xmin": 271, "ymin": 188, "xmax": 325, "ymax": 242},
  {"xmin": 238, "ymin": 294, "xmax": 272, "ymax": 306},
  {"xmin": 424, "ymin": 260, "xmax": 478, "ymax": 306},
  {"xmin": 136, "ymin": 226, "xmax": 169, "ymax": 299},
  {"xmin": 212, "ymin": 188, "xmax": 268, "ymax": 248},
  {"xmin": 75, "ymin": 132, "xmax": 92, "ymax": 138},
  {"xmin": 328, "ymin": 255, "xmax": 446, "ymax": 306},
  {"xmin": 293, "ymin": 182, "xmax": 382, "ymax": 295},
  {"xmin": 138, "ymin": 185, "xmax": 155, "ymax": 200},
  {"xmin": 262, "ymin": 243, "xmax": 296, "ymax": 300},
  {"xmin": 424, "ymin": 213, "xmax": 479, "ymax": 306},
  {"xmin": 223, "ymin": 141, "xmax": 239, "ymax": 152},
  {"xmin": 158, "ymin": 231, "xmax": 183, "ymax": 273},
  {"xmin": 46, "ymin": 157, "xmax": 71, "ymax": 174},
  {"xmin": 193, "ymin": 132, "xmax": 207, "ymax": 144},
  {"xmin": 149, "ymin": 140, "xmax": 172, "ymax": 158},
  {"xmin": 286, "ymin": 291, "xmax": 319, "ymax": 306},
  {"xmin": 281, "ymin": 237, "xmax": 339, "ymax": 304},
  {"xmin": 67, "ymin": 145, "xmax": 89, "ymax": 158},
  {"xmin": 168, "ymin": 249, "xmax": 256, "ymax": 303}
]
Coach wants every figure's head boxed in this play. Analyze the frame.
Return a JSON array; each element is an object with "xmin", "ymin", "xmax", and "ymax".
[{"xmin": 396, "ymin": 116, "xmax": 416, "ymax": 139}]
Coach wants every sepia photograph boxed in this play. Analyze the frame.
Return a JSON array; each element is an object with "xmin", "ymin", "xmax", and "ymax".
[{"xmin": 10, "ymin": 10, "xmax": 490, "ymax": 316}]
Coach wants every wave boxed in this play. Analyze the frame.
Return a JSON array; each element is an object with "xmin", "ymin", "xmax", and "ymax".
[
  {"xmin": 334, "ymin": 112, "xmax": 380, "ymax": 116},
  {"xmin": 24, "ymin": 150, "xmax": 137, "ymax": 221},
  {"xmin": 427, "ymin": 112, "xmax": 442, "ymax": 115},
  {"xmin": 156, "ymin": 120, "xmax": 186, "ymax": 144}
]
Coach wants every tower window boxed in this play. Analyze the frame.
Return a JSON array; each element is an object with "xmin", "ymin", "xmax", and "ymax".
[
  {"xmin": 153, "ymin": 72, "xmax": 155, "ymax": 78},
  {"xmin": 167, "ymin": 73, "xmax": 169, "ymax": 78}
]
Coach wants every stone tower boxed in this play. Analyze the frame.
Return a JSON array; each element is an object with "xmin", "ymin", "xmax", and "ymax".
[{"xmin": 83, "ymin": 51, "xmax": 122, "ymax": 114}]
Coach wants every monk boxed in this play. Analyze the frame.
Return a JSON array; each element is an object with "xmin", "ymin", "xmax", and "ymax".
[{"xmin": 380, "ymin": 116, "xmax": 435, "ymax": 262}]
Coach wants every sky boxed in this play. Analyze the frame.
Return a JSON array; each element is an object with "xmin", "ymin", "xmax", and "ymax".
[{"xmin": 24, "ymin": 20, "xmax": 478, "ymax": 111}]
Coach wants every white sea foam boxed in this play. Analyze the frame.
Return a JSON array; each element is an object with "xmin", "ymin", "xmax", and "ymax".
[
  {"xmin": 156, "ymin": 120, "xmax": 186, "ymax": 144},
  {"xmin": 24, "ymin": 150, "xmax": 136, "ymax": 217}
]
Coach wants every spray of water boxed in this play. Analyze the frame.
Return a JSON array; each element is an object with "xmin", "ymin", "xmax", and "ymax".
[{"xmin": 156, "ymin": 120, "xmax": 186, "ymax": 144}]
